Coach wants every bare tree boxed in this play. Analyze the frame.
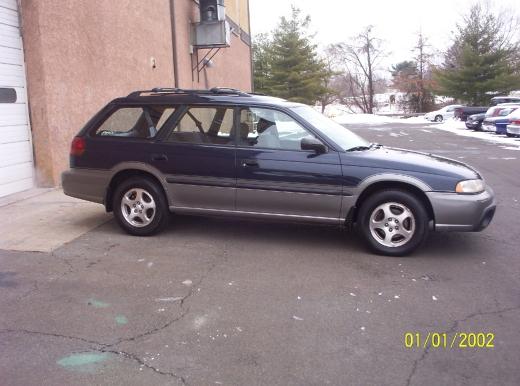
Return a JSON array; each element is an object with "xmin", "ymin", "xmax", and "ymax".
[
  {"xmin": 414, "ymin": 32, "xmax": 433, "ymax": 112},
  {"xmin": 328, "ymin": 26, "xmax": 386, "ymax": 113}
]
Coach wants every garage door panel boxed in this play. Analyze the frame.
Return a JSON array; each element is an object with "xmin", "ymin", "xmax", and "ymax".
[
  {"xmin": 0, "ymin": 24, "xmax": 21, "ymax": 49},
  {"xmin": 0, "ymin": 6, "xmax": 18, "ymax": 27},
  {"xmin": 0, "ymin": 161, "xmax": 33, "ymax": 184},
  {"xmin": 0, "ymin": 141, "xmax": 32, "ymax": 167},
  {"xmin": 0, "ymin": 124, "xmax": 30, "ymax": 143},
  {"xmin": 0, "ymin": 0, "xmax": 18, "ymax": 11},
  {"xmin": 0, "ymin": 45, "xmax": 23, "ymax": 65},
  {"xmin": 0, "ymin": 177, "xmax": 33, "ymax": 197},
  {"xmin": 0, "ymin": 1, "xmax": 34, "ymax": 197},
  {"xmin": 0, "ymin": 65, "xmax": 24, "ymax": 87},
  {"xmin": 0, "ymin": 103, "xmax": 28, "ymax": 125}
]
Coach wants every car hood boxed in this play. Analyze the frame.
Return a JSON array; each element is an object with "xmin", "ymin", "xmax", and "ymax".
[
  {"xmin": 341, "ymin": 147, "xmax": 480, "ymax": 180},
  {"xmin": 468, "ymin": 113, "xmax": 485, "ymax": 120}
]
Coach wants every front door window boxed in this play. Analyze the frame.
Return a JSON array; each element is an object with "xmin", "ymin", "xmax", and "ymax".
[{"xmin": 238, "ymin": 107, "xmax": 315, "ymax": 150}]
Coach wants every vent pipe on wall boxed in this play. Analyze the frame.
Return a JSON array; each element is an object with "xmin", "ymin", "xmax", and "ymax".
[{"xmin": 199, "ymin": 0, "xmax": 226, "ymax": 23}]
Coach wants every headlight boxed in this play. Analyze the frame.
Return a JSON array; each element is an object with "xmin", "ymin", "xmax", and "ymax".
[{"xmin": 455, "ymin": 179, "xmax": 485, "ymax": 194}]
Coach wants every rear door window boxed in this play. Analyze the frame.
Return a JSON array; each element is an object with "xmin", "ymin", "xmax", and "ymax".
[
  {"xmin": 95, "ymin": 106, "xmax": 176, "ymax": 139},
  {"xmin": 166, "ymin": 106, "xmax": 234, "ymax": 145}
]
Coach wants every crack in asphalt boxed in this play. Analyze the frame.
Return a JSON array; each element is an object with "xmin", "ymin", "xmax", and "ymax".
[
  {"xmin": 0, "ymin": 328, "xmax": 109, "ymax": 348},
  {"xmin": 1, "ymin": 243, "xmax": 230, "ymax": 383},
  {"xmin": 107, "ymin": 245, "xmax": 229, "ymax": 349},
  {"xmin": 100, "ymin": 348, "xmax": 188, "ymax": 385},
  {"xmin": 0, "ymin": 330, "xmax": 186, "ymax": 384},
  {"xmin": 405, "ymin": 305, "xmax": 520, "ymax": 386}
]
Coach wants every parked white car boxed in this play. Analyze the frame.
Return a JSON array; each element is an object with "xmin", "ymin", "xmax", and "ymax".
[
  {"xmin": 506, "ymin": 109, "xmax": 520, "ymax": 137},
  {"xmin": 425, "ymin": 105, "xmax": 462, "ymax": 122}
]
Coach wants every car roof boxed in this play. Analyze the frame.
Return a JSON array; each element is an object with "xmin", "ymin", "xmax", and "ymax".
[{"xmin": 112, "ymin": 87, "xmax": 303, "ymax": 109}]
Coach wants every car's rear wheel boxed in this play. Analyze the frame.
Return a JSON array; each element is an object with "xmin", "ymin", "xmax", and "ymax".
[
  {"xmin": 113, "ymin": 177, "xmax": 169, "ymax": 236},
  {"xmin": 358, "ymin": 190, "xmax": 429, "ymax": 256},
  {"xmin": 434, "ymin": 115, "xmax": 443, "ymax": 122}
]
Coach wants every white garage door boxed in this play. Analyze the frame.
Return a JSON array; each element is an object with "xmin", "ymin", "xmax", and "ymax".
[{"xmin": 0, "ymin": 0, "xmax": 34, "ymax": 197}]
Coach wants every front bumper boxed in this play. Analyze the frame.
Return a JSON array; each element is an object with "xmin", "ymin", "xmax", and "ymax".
[
  {"xmin": 465, "ymin": 120, "xmax": 480, "ymax": 129},
  {"xmin": 507, "ymin": 124, "xmax": 520, "ymax": 135},
  {"xmin": 426, "ymin": 186, "xmax": 496, "ymax": 231},
  {"xmin": 62, "ymin": 168, "xmax": 111, "ymax": 204},
  {"xmin": 482, "ymin": 123, "xmax": 496, "ymax": 132}
]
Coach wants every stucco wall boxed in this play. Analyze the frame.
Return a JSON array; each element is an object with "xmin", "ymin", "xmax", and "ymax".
[
  {"xmin": 20, "ymin": 0, "xmax": 175, "ymax": 186},
  {"xmin": 21, "ymin": 0, "xmax": 252, "ymax": 186},
  {"xmin": 172, "ymin": 0, "xmax": 252, "ymax": 91}
]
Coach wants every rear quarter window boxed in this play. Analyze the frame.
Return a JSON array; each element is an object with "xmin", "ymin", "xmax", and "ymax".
[{"xmin": 94, "ymin": 106, "xmax": 176, "ymax": 139}]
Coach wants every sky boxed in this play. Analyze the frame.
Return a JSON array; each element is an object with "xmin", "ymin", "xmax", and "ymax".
[{"xmin": 249, "ymin": 0, "xmax": 520, "ymax": 72}]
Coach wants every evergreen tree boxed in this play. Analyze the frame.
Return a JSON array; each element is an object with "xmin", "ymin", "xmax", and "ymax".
[
  {"xmin": 434, "ymin": 4, "xmax": 520, "ymax": 105},
  {"xmin": 252, "ymin": 7, "xmax": 332, "ymax": 105},
  {"xmin": 252, "ymin": 33, "xmax": 272, "ymax": 94}
]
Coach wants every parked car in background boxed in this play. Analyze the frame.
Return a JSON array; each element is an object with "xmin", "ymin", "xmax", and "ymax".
[
  {"xmin": 506, "ymin": 110, "xmax": 520, "ymax": 137},
  {"xmin": 465, "ymin": 113, "xmax": 485, "ymax": 130},
  {"xmin": 490, "ymin": 96, "xmax": 520, "ymax": 106},
  {"xmin": 425, "ymin": 105, "xmax": 462, "ymax": 122},
  {"xmin": 61, "ymin": 88, "xmax": 496, "ymax": 256},
  {"xmin": 482, "ymin": 107, "xmax": 519, "ymax": 133},
  {"xmin": 453, "ymin": 106, "xmax": 489, "ymax": 121}
]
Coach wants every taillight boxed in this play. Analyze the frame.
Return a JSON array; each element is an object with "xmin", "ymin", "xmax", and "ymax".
[
  {"xmin": 511, "ymin": 120, "xmax": 520, "ymax": 125},
  {"xmin": 70, "ymin": 137, "xmax": 86, "ymax": 156}
]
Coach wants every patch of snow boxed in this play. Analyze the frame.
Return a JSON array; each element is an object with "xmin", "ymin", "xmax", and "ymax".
[
  {"xmin": 432, "ymin": 120, "xmax": 520, "ymax": 148},
  {"xmin": 432, "ymin": 296, "xmax": 438, "ymax": 301},
  {"xmin": 349, "ymin": 292, "xmax": 357, "ymax": 297},
  {"xmin": 292, "ymin": 315, "xmax": 304, "ymax": 321},
  {"xmin": 182, "ymin": 279, "xmax": 193, "ymax": 286}
]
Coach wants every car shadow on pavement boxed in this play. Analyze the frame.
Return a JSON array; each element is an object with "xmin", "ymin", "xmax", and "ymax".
[{"xmin": 92, "ymin": 214, "xmax": 485, "ymax": 260}]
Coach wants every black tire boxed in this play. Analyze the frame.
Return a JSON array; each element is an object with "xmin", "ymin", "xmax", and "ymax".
[
  {"xmin": 506, "ymin": 133, "xmax": 514, "ymax": 137},
  {"xmin": 434, "ymin": 115, "xmax": 443, "ymax": 122},
  {"xmin": 112, "ymin": 177, "xmax": 170, "ymax": 236},
  {"xmin": 357, "ymin": 190, "xmax": 429, "ymax": 256}
]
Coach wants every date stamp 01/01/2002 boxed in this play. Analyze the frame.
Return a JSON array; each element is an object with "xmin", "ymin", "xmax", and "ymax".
[{"xmin": 404, "ymin": 332, "xmax": 495, "ymax": 349}]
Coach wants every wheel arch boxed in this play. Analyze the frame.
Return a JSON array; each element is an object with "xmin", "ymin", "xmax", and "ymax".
[
  {"xmin": 348, "ymin": 179, "xmax": 435, "ymax": 226},
  {"xmin": 105, "ymin": 163, "xmax": 169, "ymax": 212}
]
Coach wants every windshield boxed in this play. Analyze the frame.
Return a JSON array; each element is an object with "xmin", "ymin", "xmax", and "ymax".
[{"xmin": 290, "ymin": 105, "xmax": 369, "ymax": 151}]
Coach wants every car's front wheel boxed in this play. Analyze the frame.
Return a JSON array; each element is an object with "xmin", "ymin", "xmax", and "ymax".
[
  {"xmin": 434, "ymin": 115, "xmax": 443, "ymax": 122},
  {"xmin": 358, "ymin": 190, "xmax": 429, "ymax": 256},
  {"xmin": 113, "ymin": 177, "xmax": 170, "ymax": 236}
]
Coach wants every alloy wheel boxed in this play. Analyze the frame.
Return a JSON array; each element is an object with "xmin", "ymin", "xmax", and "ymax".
[
  {"xmin": 369, "ymin": 202, "xmax": 416, "ymax": 247},
  {"xmin": 120, "ymin": 188, "xmax": 156, "ymax": 228}
]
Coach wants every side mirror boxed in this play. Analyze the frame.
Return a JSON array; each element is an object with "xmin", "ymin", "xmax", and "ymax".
[{"xmin": 301, "ymin": 137, "xmax": 327, "ymax": 154}]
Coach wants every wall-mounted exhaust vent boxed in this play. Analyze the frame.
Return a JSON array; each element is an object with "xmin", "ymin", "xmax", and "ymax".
[
  {"xmin": 200, "ymin": 0, "xmax": 226, "ymax": 22},
  {"xmin": 193, "ymin": 0, "xmax": 230, "ymax": 48}
]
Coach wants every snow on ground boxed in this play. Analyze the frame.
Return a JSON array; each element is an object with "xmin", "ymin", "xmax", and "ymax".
[
  {"xmin": 326, "ymin": 106, "xmax": 520, "ymax": 149},
  {"xmin": 325, "ymin": 104, "xmax": 429, "ymax": 125},
  {"xmin": 434, "ymin": 120, "xmax": 520, "ymax": 149},
  {"xmin": 333, "ymin": 113, "xmax": 402, "ymax": 125}
]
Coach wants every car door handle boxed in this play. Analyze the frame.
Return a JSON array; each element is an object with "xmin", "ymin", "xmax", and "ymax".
[
  {"xmin": 151, "ymin": 154, "xmax": 168, "ymax": 162},
  {"xmin": 241, "ymin": 159, "xmax": 259, "ymax": 167}
]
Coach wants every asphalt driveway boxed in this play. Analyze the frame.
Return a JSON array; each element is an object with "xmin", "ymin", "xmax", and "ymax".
[{"xmin": 1, "ymin": 122, "xmax": 519, "ymax": 386}]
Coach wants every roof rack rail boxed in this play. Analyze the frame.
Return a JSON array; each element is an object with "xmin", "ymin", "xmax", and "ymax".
[{"xmin": 127, "ymin": 87, "xmax": 251, "ymax": 98}]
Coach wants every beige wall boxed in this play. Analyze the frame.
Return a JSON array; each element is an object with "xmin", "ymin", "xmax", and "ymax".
[
  {"xmin": 172, "ymin": 0, "xmax": 252, "ymax": 90},
  {"xmin": 20, "ymin": 0, "xmax": 252, "ymax": 186}
]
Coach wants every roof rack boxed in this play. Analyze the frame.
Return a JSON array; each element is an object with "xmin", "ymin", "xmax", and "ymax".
[{"xmin": 127, "ymin": 87, "xmax": 251, "ymax": 98}]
